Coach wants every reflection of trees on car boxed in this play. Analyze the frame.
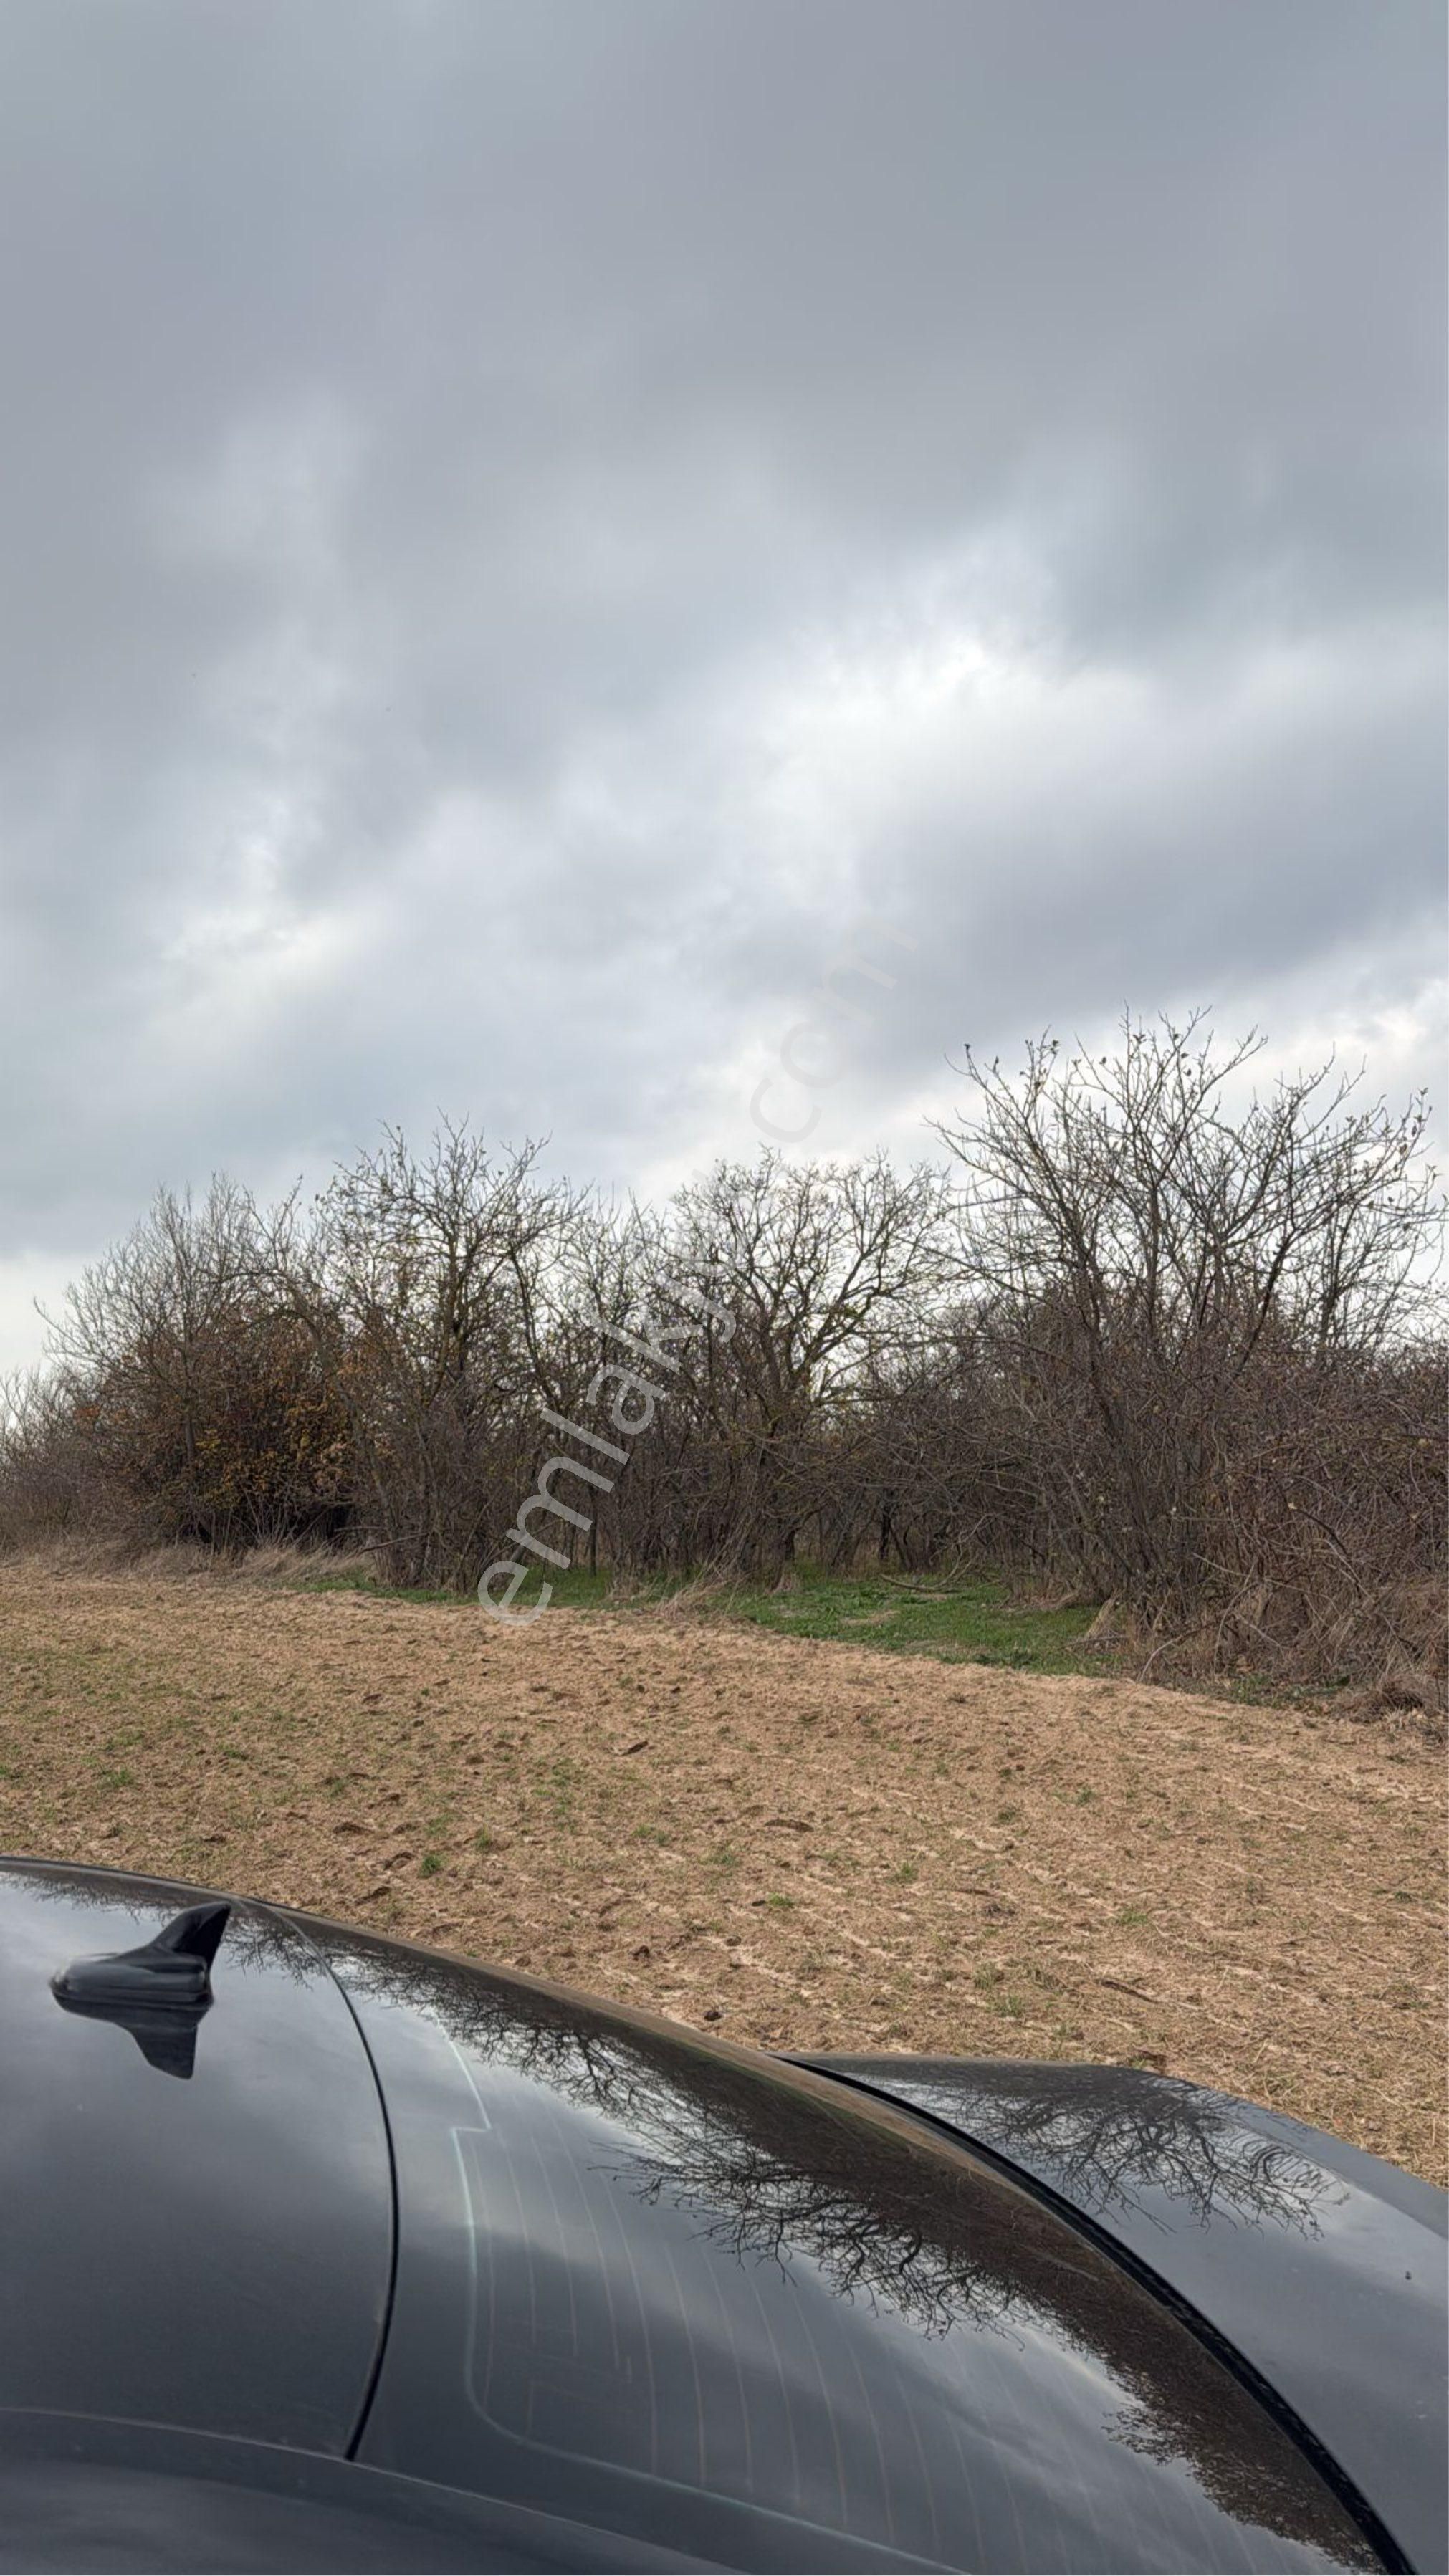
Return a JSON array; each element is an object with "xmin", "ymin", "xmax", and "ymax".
[
  {"xmin": 879, "ymin": 2059, "xmax": 1339, "ymax": 2235},
  {"xmin": 327, "ymin": 1929, "xmax": 1372, "ymax": 2562}
]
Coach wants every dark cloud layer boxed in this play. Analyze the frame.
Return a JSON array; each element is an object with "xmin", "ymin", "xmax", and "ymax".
[{"xmin": 0, "ymin": 1, "xmax": 1443, "ymax": 1363}]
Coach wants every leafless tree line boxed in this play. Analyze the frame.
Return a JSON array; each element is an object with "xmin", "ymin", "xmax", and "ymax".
[{"xmin": 3, "ymin": 1017, "xmax": 1443, "ymax": 1694}]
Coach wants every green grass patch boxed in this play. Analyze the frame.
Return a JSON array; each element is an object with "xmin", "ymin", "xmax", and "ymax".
[
  {"xmin": 292, "ymin": 1559, "xmax": 1102, "ymax": 1675},
  {"xmin": 289, "ymin": 1553, "xmax": 1114, "ymax": 1680},
  {"xmin": 504, "ymin": 1565, "xmax": 1101, "ymax": 1675},
  {"xmin": 666, "ymin": 1568, "xmax": 1099, "ymax": 1675},
  {"xmin": 283, "ymin": 1557, "xmax": 1350, "ymax": 1708}
]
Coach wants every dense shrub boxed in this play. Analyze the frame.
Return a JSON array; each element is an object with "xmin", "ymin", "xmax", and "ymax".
[{"xmin": 3, "ymin": 1018, "xmax": 1442, "ymax": 1695}]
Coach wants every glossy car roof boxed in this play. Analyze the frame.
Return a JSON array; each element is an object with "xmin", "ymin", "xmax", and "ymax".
[
  {"xmin": 0, "ymin": 1859, "xmax": 1391, "ymax": 2572},
  {"xmin": 306, "ymin": 1912, "xmax": 1384, "ymax": 2573},
  {"xmin": 0, "ymin": 1860, "xmax": 391, "ymax": 2455}
]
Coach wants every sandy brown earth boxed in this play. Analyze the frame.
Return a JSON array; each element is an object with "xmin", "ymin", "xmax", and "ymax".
[{"xmin": 0, "ymin": 1560, "xmax": 1443, "ymax": 2180}]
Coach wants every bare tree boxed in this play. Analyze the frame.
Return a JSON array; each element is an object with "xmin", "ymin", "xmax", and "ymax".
[
  {"xmin": 265, "ymin": 1124, "xmax": 575, "ymax": 1586},
  {"xmin": 932, "ymin": 1013, "xmax": 1444, "ymax": 1619},
  {"xmin": 656, "ymin": 1154, "xmax": 954, "ymax": 1575},
  {"xmin": 33, "ymin": 1179, "xmax": 285, "ymax": 1545}
]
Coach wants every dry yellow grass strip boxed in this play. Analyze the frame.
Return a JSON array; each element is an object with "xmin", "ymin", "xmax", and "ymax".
[{"xmin": 0, "ymin": 1561, "xmax": 1443, "ymax": 2180}]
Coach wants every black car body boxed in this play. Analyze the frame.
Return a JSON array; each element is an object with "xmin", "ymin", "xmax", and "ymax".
[{"xmin": 2, "ymin": 1857, "xmax": 1443, "ymax": 2574}]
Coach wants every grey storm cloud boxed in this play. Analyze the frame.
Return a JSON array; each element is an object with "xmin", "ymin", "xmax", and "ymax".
[{"xmin": 0, "ymin": 0, "xmax": 1443, "ymax": 1365}]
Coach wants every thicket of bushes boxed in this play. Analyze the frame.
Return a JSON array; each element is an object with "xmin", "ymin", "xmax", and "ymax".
[{"xmin": 4, "ymin": 1018, "xmax": 1443, "ymax": 1699}]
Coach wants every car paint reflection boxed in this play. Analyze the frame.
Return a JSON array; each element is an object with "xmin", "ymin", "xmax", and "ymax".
[
  {"xmin": 317, "ymin": 1929, "xmax": 1381, "ymax": 2575},
  {"xmin": 810, "ymin": 2055, "xmax": 1445, "ymax": 2575}
]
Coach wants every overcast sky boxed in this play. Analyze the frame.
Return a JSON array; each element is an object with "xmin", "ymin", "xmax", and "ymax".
[{"xmin": 1, "ymin": 0, "xmax": 1444, "ymax": 1372}]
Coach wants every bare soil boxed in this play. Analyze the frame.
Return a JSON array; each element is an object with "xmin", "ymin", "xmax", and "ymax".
[{"xmin": 1, "ymin": 1561, "xmax": 1443, "ymax": 2180}]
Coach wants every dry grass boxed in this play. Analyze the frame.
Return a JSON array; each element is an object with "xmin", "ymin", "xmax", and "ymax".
[{"xmin": 0, "ymin": 1556, "xmax": 1443, "ymax": 2182}]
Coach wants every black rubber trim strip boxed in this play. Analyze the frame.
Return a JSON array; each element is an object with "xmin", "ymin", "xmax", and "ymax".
[
  {"xmin": 787, "ymin": 2056, "xmax": 1410, "ymax": 2576},
  {"xmin": 254, "ymin": 1902, "xmax": 401, "ymax": 2466}
]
